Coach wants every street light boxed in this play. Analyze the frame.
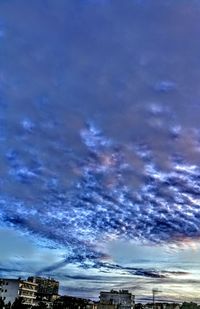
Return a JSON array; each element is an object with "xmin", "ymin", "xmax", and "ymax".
[{"xmin": 152, "ymin": 288, "xmax": 162, "ymax": 309}]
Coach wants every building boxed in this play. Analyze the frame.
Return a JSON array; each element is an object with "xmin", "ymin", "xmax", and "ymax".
[
  {"xmin": 0, "ymin": 278, "xmax": 37, "ymax": 306},
  {"xmin": 28, "ymin": 276, "xmax": 59, "ymax": 302},
  {"xmin": 144, "ymin": 304, "xmax": 180, "ymax": 309},
  {"xmin": 53, "ymin": 295, "xmax": 97, "ymax": 309},
  {"xmin": 98, "ymin": 290, "xmax": 135, "ymax": 309}
]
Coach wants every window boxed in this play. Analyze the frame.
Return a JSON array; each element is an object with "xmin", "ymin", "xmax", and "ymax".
[{"xmin": 5, "ymin": 289, "xmax": 7, "ymax": 292}]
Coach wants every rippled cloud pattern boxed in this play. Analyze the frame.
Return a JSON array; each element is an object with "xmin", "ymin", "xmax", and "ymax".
[{"xmin": 1, "ymin": 0, "xmax": 200, "ymax": 301}]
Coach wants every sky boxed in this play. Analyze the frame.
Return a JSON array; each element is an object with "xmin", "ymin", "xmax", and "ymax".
[{"xmin": 0, "ymin": 0, "xmax": 200, "ymax": 303}]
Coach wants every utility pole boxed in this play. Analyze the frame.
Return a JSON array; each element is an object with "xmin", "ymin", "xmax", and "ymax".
[{"xmin": 152, "ymin": 289, "xmax": 162, "ymax": 309}]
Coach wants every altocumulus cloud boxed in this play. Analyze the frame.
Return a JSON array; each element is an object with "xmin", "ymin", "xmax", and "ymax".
[
  {"xmin": 1, "ymin": 121, "xmax": 200, "ymax": 270},
  {"xmin": 1, "ymin": 0, "xmax": 200, "ymax": 300}
]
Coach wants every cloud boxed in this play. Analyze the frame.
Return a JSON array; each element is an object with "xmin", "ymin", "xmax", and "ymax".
[
  {"xmin": 1, "ymin": 0, "xmax": 200, "ymax": 300},
  {"xmin": 1, "ymin": 122, "xmax": 200, "ymax": 269}
]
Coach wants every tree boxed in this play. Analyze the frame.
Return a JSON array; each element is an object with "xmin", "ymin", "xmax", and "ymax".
[
  {"xmin": 181, "ymin": 302, "xmax": 198, "ymax": 309},
  {"xmin": 11, "ymin": 297, "xmax": 28, "ymax": 309},
  {"xmin": 5, "ymin": 302, "xmax": 11, "ymax": 309},
  {"xmin": 0, "ymin": 297, "xmax": 5, "ymax": 309},
  {"xmin": 36, "ymin": 302, "xmax": 48, "ymax": 309}
]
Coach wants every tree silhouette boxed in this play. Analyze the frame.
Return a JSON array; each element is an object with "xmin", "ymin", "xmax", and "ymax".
[
  {"xmin": 36, "ymin": 302, "xmax": 48, "ymax": 309},
  {"xmin": 5, "ymin": 302, "xmax": 11, "ymax": 309},
  {"xmin": 0, "ymin": 297, "xmax": 5, "ymax": 309},
  {"xmin": 181, "ymin": 302, "xmax": 199, "ymax": 309},
  {"xmin": 11, "ymin": 297, "xmax": 29, "ymax": 309}
]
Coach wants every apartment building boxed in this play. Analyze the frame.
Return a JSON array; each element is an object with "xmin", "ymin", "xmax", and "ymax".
[
  {"xmin": 98, "ymin": 290, "xmax": 135, "ymax": 309},
  {"xmin": 28, "ymin": 276, "xmax": 59, "ymax": 301},
  {"xmin": 0, "ymin": 278, "xmax": 37, "ymax": 306}
]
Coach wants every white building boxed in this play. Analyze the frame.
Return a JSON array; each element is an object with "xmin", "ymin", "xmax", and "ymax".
[
  {"xmin": 98, "ymin": 289, "xmax": 135, "ymax": 309},
  {"xmin": 0, "ymin": 278, "xmax": 37, "ymax": 306}
]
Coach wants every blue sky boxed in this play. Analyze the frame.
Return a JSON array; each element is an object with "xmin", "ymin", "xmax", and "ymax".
[{"xmin": 1, "ymin": 0, "xmax": 200, "ymax": 302}]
